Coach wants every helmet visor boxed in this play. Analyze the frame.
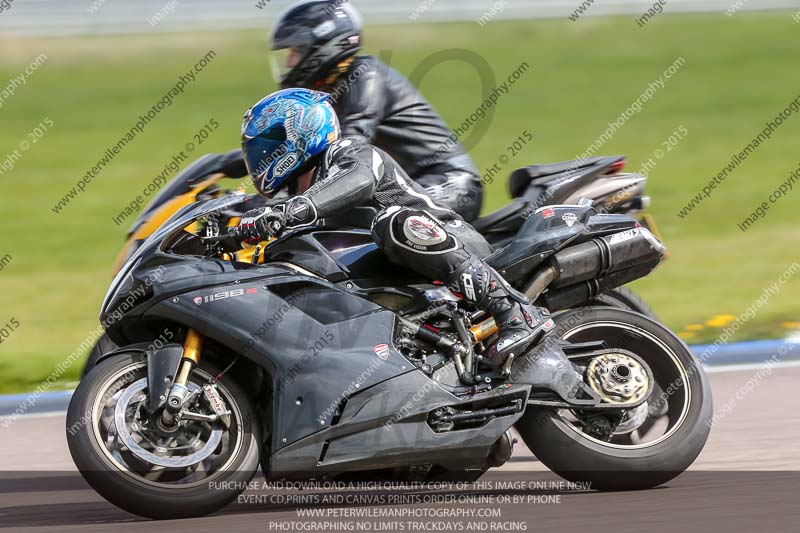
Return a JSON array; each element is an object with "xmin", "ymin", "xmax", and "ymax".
[
  {"xmin": 269, "ymin": 47, "xmax": 303, "ymax": 86},
  {"xmin": 243, "ymin": 127, "xmax": 289, "ymax": 194}
]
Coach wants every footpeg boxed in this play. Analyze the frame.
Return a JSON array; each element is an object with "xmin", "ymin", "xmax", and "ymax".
[
  {"xmin": 494, "ymin": 317, "xmax": 557, "ymax": 374},
  {"xmin": 510, "ymin": 338, "xmax": 601, "ymax": 406}
]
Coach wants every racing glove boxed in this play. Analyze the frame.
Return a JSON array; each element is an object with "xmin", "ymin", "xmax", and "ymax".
[{"xmin": 237, "ymin": 197, "xmax": 317, "ymax": 242}]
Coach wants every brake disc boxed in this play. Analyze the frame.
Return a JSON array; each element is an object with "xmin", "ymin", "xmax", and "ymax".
[{"xmin": 113, "ymin": 378, "xmax": 223, "ymax": 469}]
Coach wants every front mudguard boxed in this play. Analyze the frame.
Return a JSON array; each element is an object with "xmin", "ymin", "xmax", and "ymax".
[
  {"xmin": 80, "ymin": 332, "xmax": 120, "ymax": 378},
  {"xmin": 92, "ymin": 342, "xmax": 184, "ymax": 412},
  {"xmin": 509, "ymin": 337, "xmax": 600, "ymax": 406}
]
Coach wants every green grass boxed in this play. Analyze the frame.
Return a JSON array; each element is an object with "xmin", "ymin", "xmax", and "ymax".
[{"xmin": 1, "ymin": 13, "xmax": 799, "ymax": 393}]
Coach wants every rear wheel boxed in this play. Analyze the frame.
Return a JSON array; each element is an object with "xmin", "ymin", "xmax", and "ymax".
[
  {"xmin": 517, "ymin": 307, "xmax": 711, "ymax": 490},
  {"xmin": 67, "ymin": 352, "xmax": 260, "ymax": 519},
  {"xmin": 591, "ymin": 286, "xmax": 657, "ymax": 319}
]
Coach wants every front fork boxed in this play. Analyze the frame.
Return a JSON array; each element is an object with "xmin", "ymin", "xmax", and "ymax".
[{"xmin": 162, "ymin": 329, "xmax": 203, "ymax": 425}]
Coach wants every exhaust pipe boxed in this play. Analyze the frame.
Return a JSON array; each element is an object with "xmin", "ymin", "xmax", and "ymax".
[
  {"xmin": 541, "ymin": 227, "xmax": 665, "ymax": 310},
  {"xmin": 550, "ymin": 227, "xmax": 665, "ymax": 289}
]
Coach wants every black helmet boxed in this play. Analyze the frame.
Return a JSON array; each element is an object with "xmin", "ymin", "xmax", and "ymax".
[{"xmin": 270, "ymin": 0, "xmax": 363, "ymax": 89}]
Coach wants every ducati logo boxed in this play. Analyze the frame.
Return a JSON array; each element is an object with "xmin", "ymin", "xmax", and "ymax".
[
  {"xmin": 373, "ymin": 343, "xmax": 390, "ymax": 361},
  {"xmin": 193, "ymin": 297, "xmax": 203, "ymax": 305}
]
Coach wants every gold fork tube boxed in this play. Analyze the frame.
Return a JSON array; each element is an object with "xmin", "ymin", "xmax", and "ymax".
[{"xmin": 175, "ymin": 329, "xmax": 203, "ymax": 386}]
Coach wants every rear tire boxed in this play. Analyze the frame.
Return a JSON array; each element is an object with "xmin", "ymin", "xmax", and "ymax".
[
  {"xmin": 67, "ymin": 352, "xmax": 260, "ymax": 519},
  {"xmin": 591, "ymin": 286, "xmax": 657, "ymax": 319},
  {"xmin": 517, "ymin": 307, "xmax": 711, "ymax": 491}
]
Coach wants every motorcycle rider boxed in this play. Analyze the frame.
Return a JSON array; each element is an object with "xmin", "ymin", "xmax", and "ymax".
[
  {"xmin": 267, "ymin": 0, "xmax": 484, "ymax": 221},
  {"xmin": 236, "ymin": 88, "xmax": 554, "ymax": 368}
]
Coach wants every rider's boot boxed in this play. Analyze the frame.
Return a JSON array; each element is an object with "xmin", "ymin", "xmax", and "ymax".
[{"xmin": 448, "ymin": 257, "xmax": 555, "ymax": 368}]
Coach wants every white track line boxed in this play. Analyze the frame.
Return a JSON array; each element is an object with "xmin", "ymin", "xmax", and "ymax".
[
  {"xmin": 704, "ymin": 360, "xmax": 800, "ymax": 373},
  {"xmin": 0, "ymin": 411, "xmax": 66, "ymax": 421}
]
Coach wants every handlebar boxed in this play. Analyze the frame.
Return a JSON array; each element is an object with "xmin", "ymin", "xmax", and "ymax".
[
  {"xmin": 201, "ymin": 227, "xmax": 244, "ymax": 254},
  {"xmin": 201, "ymin": 220, "xmax": 288, "ymax": 257},
  {"xmin": 202, "ymin": 227, "xmax": 241, "ymax": 243}
]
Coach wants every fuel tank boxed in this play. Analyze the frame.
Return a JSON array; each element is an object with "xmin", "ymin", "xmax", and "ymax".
[{"xmin": 264, "ymin": 228, "xmax": 418, "ymax": 283}]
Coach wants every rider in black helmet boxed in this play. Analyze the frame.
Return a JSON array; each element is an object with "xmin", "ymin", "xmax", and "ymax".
[{"xmin": 268, "ymin": 0, "xmax": 484, "ymax": 222}]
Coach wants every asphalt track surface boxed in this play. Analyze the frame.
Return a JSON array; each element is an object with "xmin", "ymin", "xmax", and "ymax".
[{"xmin": 1, "ymin": 366, "xmax": 799, "ymax": 533}]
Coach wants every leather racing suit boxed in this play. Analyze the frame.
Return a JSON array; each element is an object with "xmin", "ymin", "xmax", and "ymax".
[{"xmin": 239, "ymin": 138, "xmax": 551, "ymax": 367}]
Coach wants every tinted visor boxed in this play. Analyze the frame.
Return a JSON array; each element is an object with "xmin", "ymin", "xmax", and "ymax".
[{"xmin": 243, "ymin": 127, "xmax": 288, "ymax": 193}]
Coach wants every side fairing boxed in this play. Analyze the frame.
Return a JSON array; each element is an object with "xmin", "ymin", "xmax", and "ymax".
[
  {"xmin": 488, "ymin": 205, "xmax": 593, "ymax": 282},
  {"xmin": 145, "ymin": 271, "xmax": 413, "ymax": 452},
  {"xmin": 487, "ymin": 206, "xmax": 641, "ymax": 284}
]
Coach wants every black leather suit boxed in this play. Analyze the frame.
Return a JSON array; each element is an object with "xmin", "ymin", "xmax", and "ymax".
[
  {"xmin": 274, "ymin": 138, "xmax": 490, "ymax": 280},
  {"xmin": 327, "ymin": 56, "xmax": 483, "ymax": 221},
  {"xmin": 249, "ymin": 138, "xmax": 548, "ymax": 369}
]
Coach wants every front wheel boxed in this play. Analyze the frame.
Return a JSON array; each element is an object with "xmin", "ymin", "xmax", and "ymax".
[
  {"xmin": 66, "ymin": 352, "xmax": 260, "ymax": 519},
  {"xmin": 516, "ymin": 307, "xmax": 712, "ymax": 490},
  {"xmin": 80, "ymin": 332, "xmax": 118, "ymax": 378}
]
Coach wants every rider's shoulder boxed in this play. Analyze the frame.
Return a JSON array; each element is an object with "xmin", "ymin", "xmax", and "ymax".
[
  {"xmin": 325, "ymin": 137, "xmax": 373, "ymax": 163},
  {"xmin": 325, "ymin": 137, "xmax": 374, "ymax": 165},
  {"xmin": 351, "ymin": 55, "xmax": 394, "ymax": 80},
  {"xmin": 352, "ymin": 55, "xmax": 380, "ymax": 71}
]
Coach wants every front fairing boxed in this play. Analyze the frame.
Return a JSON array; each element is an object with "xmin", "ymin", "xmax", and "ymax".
[{"xmin": 101, "ymin": 194, "xmax": 249, "ymax": 320}]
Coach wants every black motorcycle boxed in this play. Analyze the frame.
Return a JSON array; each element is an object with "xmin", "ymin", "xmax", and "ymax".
[
  {"xmin": 80, "ymin": 153, "xmax": 657, "ymax": 377},
  {"xmin": 67, "ymin": 193, "xmax": 711, "ymax": 519}
]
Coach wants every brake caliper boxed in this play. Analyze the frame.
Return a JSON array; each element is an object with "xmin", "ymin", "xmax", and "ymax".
[{"xmin": 203, "ymin": 384, "xmax": 231, "ymax": 428}]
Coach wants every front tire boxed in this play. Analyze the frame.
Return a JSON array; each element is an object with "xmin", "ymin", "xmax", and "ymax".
[
  {"xmin": 80, "ymin": 332, "xmax": 118, "ymax": 378},
  {"xmin": 67, "ymin": 352, "xmax": 260, "ymax": 519},
  {"xmin": 516, "ymin": 307, "xmax": 711, "ymax": 490}
]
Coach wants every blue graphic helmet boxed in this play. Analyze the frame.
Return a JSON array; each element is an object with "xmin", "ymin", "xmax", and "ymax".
[{"xmin": 241, "ymin": 88, "xmax": 340, "ymax": 196}]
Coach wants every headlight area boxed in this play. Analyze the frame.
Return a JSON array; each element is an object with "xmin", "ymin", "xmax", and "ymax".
[{"xmin": 100, "ymin": 266, "xmax": 159, "ymax": 325}]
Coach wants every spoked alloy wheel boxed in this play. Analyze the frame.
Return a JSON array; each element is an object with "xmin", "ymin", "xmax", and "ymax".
[
  {"xmin": 67, "ymin": 352, "xmax": 260, "ymax": 519},
  {"xmin": 516, "ymin": 307, "xmax": 712, "ymax": 490}
]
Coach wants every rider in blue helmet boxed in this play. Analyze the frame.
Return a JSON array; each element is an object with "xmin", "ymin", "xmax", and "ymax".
[
  {"xmin": 242, "ymin": 88, "xmax": 339, "ymax": 197},
  {"xmin": 237, "ymin": 89, "xmax": 554, "ymax": 368}
]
